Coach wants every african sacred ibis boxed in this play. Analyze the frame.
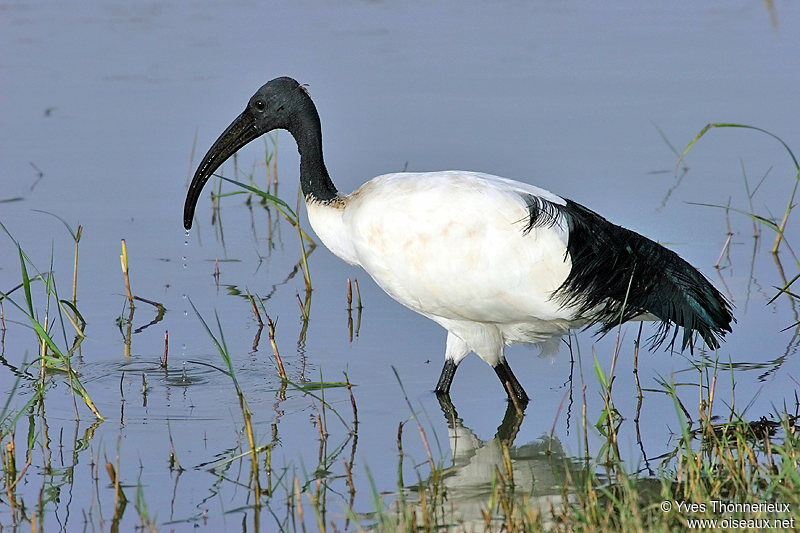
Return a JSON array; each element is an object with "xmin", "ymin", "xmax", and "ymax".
[{"xmin": 184, "ymin": 76, "xmax": 734, "ymax": 404}]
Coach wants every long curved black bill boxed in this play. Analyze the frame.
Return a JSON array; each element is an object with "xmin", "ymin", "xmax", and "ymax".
[{"xmin": 184, "ymin": 108, "xmax": 260, "ymax": 229}]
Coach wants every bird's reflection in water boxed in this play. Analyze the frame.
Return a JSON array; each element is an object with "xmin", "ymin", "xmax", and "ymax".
[{"xmin": 402, "ymin": 396, "xmax": 578, "ymax": 531}]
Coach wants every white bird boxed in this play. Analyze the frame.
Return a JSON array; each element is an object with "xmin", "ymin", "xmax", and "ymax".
[{"xmin": 184, "ymin": 76, "xmax": 733, "ymax": 404}]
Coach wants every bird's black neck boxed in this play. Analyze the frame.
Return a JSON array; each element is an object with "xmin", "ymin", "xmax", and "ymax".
[{"xmin": 291, "ymin": 99, "xmax": 338, "ymax": 203}]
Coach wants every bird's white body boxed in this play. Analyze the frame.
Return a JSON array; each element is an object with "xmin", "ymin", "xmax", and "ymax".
[
  {"xmin": 185, "ymin": 76, "xmax": 732, "ymax": 401},
  {"xmin": 307, "ymin": 170, "xmax": 581, "ymax": 366}
]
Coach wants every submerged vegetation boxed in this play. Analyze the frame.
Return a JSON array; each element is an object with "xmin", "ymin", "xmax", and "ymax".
[{"xmin": 1, "ymin": 125, "xmax": 799, "ymax": 531}]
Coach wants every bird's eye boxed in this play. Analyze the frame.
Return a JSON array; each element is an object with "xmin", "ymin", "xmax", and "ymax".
[{"xmin": 253, "ymin": 99, "xmax": 266, "ymax": 111}]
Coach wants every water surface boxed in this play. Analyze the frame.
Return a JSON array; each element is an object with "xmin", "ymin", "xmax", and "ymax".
[{"xmin": 1, "ymin": 1, "xmax": 799, "ymax": 530}]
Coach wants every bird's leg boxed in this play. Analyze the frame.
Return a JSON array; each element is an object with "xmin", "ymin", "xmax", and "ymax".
[
  {"xmin": 435, "ymin": 359, "xmax": 458, "ymax": 396},
  {"xmin": 435, "ymin": 332, "xmax": 470, "ymax": 396},
  {"xmin": 493, "ymin": 359, "xmax": 530, "ymax": 404}
]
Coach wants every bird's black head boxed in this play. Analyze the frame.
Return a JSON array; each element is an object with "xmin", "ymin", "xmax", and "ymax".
[
  {"xmin": 183, "ymin": 77, "xmax": 311, "ymax": 229},
  {"xmin": 247, "ymin": 76, "xmax": 308, "ymax": 132}
]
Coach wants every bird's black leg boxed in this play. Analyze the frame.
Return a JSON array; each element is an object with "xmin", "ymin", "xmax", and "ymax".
[
  {"xmin": 435, "ymin": 359, "xmax": 458, "ymax": 396},
  {"xmin": 493, "ymin": 359, "xmax": 530, "ymax": 404}
]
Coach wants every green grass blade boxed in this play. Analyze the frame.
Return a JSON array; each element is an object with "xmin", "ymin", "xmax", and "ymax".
[
  {"xmin": 59, "ymin": 299, "xmax": 87, "ymax": 336},
  {"xmin": 686, "ymin": 201, "xmax": 782, "ymax": 233},
  {"xmin": 677, "ymin": 122, "xmax": 799, "ymax": 172},
  {"xmin": 593, "ymin": 355, "xmax": 608, "ymax": 389},
  {"xmin": 217, "ymin": 174, "xmax": 298, "ymax": 219},
  {"xmin": 31, "ymin": 209, "xmax": 79, "ymax": 241},
  {"xmin": 293, "ymin": 381, "xmax": 348, "ymax": 391},
  {"xmin": 768, "ymin": 272, "xmax": 800, "ymax": 305},
  {"xmin": 18, "ymin": 245, "xmax": 35, "ymax": 318},
  {"xmin": 188, "ymin": 298, "xmax": 239, "ymax": 390},
  {"xmin": 0, "ymin": 367, "xmax": 45, "ymax": 435}
]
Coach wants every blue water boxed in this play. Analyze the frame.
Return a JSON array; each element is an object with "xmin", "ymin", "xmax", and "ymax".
[{"xmin": 1, "ymin": 1, "xmax": 799, "ymax": 530}]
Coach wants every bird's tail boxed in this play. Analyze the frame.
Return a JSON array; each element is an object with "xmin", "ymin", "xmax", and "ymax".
[{"xmin": 555, "ymin": 200, "xmax": 734, "ymax": 350}]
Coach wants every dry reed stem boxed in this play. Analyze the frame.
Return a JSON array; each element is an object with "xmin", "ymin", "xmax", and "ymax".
[
  {"xmin": 501, "ymin": 442, "xmax": 514, "ymax": 487},
  {"xmin": 581, "ymin": 384, "xmax": 589, "ymax": 469},
  {"xmin": 4, "ymin": 437, "xmax": 19, "ymax": 517},
  {"xmin": 396, "ymin": 422, "xmax": 404, "ymax": 455},
  {"xmin": 249, "ymin": 295, "xmax": 263, "ymax": 325},
  {"xmin": 347, "ymin": 313, "xmax": 353, "ymax": 342},
  {"xmin": 5, "ymin": 438, "xmax": 16, "ymax": 481},
  {"xmin": 105, "ymin": 461, "xmax": 127, "ymax": 506},
  {"xmin": 6, "ymin": 458, "xmax": 30, "ymax": 494},
  {"xmin": 296, "ymin": 291, "xmax": 310, "ymax": 320},
  {"xmin": 353, "ymin": 279, "xmax": 362, "ymax": 310},
  {"xmin": 266, "ymin": 315, "xmax": 287, "ymax": 380},
  {"xmin": 715, "ymin": 233, "xmax": 733, "ymax": 269},
  {"xmin": 633, "ymin": 323, "xmax": 643, "ymax": 422},
  {"xmin": 161, "ymin": 330, "xmax": 168, "ymax": 368},
  {"xmin": 295, "ymin": 476, "xmax": 304, "ymax": 525},
  {"xmin": 186, "ymin": 126, "xmax": 198, "ymax": 187},
  {"xmin": 298, "ymin": 230, "xmax": 312, "ymax": 293},
  {"xmin": 72, "ymin": 224, "xmax": 82, "ymax": 304},
  {"xmin": 505, "ymin": 381, "xmax": 524, "ymax": 416},
  {"xmin": 239, "ymin": 395, "xmax": 258, "ymax": 471},
  {"xmin": 120, "ymin": 239, "xmax": 134, "ymax": 309},
  {"xmin": 548, "ymin": 387, "xmax": 570, "ymax": 453},
  {"xmin": 415, "ymin": 421, "xmax": 435, "ymax": 474},
  {"xmin": 343, "ymin": 458, "xmax": 355, "ymax": 493},
  {"xmin": 345, "ymin": 373, "xmax": 358, "ymax": 428}
]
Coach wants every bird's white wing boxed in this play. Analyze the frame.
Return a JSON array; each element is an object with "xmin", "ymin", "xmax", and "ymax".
[{"xmin": 344, "ymin": 171, "xmax": 575, "ymax": 323}]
